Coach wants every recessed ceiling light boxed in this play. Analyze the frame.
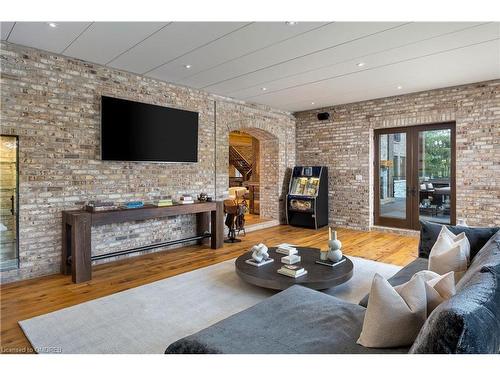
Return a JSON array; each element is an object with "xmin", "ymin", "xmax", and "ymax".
[
  {"xmin": 397, "ymin": 85, "xmax": 403, "ymax": 90},
  {"xmin": 311, "ymin": 102, "xmax": 315, "ymax": 105},
  {"xmin": 357, "ymin": 62, "xmax": 365, "ymax": 67},
  {"xmin": 184, "ymin": 64, "xmax": 192, "ymax": 69},
  {"xmin": 47, "ymin": 22, "xmax": 57, "ymax": 28},
  {"xmin": 285, "ymin": 21, "xmax": 297, "ymax": 25},
  {"xmin": 261, "ymin": 87, "xmax": 267, "ymax": 91}
]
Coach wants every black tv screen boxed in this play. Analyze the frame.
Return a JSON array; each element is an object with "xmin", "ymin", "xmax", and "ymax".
[{"xmin": 101, "ymin": 96, "xmax": 199, "ymax": 162}]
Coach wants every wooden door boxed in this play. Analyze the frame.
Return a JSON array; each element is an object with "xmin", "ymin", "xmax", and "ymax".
[{"xmin": 374, "ymin": 123, "xmax": 455, "ymax": 230}]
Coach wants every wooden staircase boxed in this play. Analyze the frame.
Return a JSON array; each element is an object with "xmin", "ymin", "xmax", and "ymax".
[{"xmin": 229, "ymin": 145, "xmax": 252, "ymax": 180}]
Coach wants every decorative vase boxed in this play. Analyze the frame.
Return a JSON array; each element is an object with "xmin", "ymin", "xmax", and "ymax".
[{"xmin": 327, "ymin": 228, "xmax": 343, "ymax": 263}]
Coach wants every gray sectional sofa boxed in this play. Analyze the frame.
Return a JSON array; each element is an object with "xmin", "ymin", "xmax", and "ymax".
[{"xmin": 165, "ymin": 222, "xmax": 500, "ymax": 354}]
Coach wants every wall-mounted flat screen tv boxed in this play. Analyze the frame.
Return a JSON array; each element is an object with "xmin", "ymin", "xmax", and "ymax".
[{"xmin": 101, "ymin": 96, "xmax": 199, "ymax": 162}]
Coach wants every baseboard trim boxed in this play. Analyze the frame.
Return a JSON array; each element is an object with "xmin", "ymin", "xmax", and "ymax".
[
  {"xmin": 370, "ymin": 225, "xmax": 419, "ymax": 237},
  {"xmin": 243, "ymin": 219, "xmax": 280, "ymax": 233}
]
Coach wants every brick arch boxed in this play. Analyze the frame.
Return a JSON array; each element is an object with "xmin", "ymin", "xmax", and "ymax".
[
  {"xmin": 237, "ymin": 127, "xmax": 279, "ymax": 220},
  {"xmin": 217, "ymin": 117, "xmax": 290, "ymax": 222},
  {"xmin": 237, "ymin": 127, "xmax": 278, "ymax": 141}
]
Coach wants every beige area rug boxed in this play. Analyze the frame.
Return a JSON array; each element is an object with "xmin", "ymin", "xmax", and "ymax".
[{"xmin": 19, "ymin": 256, "xmax": 401, "ymax": 354}]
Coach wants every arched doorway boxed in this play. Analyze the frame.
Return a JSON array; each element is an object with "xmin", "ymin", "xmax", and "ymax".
[
  {"xmin": 215, "ymin": 102, "xmax": 295, "ymax": 227},
  {"xmin": 242, "ymin": 128, "xmax": 280, "ymax": 223},
  {"xmin": 227, "ymin": 128, "xmax": 280, "ymax": 226},
  {"xmin": 228, "ymin": 131, "xmax": 264, "ymax": 225},
  {"xmin": 218, "ymin": 123, "xmax": 285, "ymax": 227}
]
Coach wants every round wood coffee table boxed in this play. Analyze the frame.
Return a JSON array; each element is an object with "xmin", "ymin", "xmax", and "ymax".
[{"xmin": 235, "ymin": 247, "xmax": 353, "ymax": 290}]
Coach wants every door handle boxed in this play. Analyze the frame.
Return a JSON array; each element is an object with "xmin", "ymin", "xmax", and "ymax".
[
  {"xmin": 10, "ymin": 195, "xmax": 15, "ymax": 215},
  {"xmin": 406, "ymin": 187, "xmax": 417, "ymax": 197}
]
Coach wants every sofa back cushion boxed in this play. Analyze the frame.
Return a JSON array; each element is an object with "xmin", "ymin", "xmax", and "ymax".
[
  {"xmin": 418, "ymin": 220, "xmax": 499, "ymax": 259},
  {"xmin": 410, "ymin": 230, "xmax": 500, "ymax": 353}
]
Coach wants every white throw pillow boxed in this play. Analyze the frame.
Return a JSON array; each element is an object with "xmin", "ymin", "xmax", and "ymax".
[
  {"xmin": 428, "ymin": 226, "xmax": 470, "ymax": 281},
  {"xmin": 357, "ymin": 273, "xmax": 427, "ymax": 348},
  {"xmin": 399, "ymin": 270, "xmax": 456, "ymax": 315},
  {"xmin": 440, "ymin": 226, "xmax": 471, "ymax": 261}
]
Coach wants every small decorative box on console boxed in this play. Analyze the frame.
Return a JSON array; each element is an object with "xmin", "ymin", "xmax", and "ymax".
[
  {"xmin": 125, "ymin": 201, "xmax": 144, "ymax": 209},
  {"xmin": 85, "ymin": 201, "xmax": 117, "ymax": 212}
]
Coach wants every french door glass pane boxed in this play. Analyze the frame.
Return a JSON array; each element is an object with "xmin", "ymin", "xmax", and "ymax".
[
  {"xmin": 379, "ymin": 132, "xmax": 407, "ymax": 219},
  {"xmin": 0, "ymin": 136, "xmax": 18, "ymax": 269},
  {"xmin": 418, "ymin": 129, "xmax": 452, "ymax": 224}
]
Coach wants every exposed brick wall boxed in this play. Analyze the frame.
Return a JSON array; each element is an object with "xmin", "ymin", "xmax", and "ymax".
[
  {"xmin": 7, "ymin": 38, "xmax": 496, "ymax": 283},
  {"xmin": 295, "ymin": 80, "xmax": 500, "ymax": 230},
  {"xmin": 0, "ymin": 42, "xmax": 295, "ymax": 283}
]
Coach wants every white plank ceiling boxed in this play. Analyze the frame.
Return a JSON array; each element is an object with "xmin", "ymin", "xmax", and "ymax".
[{"xmin": 1, "ymin": 21, "xmax": 499, "ymax": 112}]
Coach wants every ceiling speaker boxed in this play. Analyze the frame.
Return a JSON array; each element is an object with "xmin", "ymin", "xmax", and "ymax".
[{"xmin": 317, "ymin": 112, "xmax": 330, "ymax": 121}]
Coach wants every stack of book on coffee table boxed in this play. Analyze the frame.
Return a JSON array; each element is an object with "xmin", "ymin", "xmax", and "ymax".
[
  {"xmin": 276, "ymin": 243, "xmax": 298, "ymax": 255},
  {"xmin": 277, "ymin": 264, "xmax": 307, "ymax": 278}
]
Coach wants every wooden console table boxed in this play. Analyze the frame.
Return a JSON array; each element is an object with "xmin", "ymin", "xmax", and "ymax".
[{"xmin": 61, "ymin": 201, "xmax": 224, "ymax": 283}]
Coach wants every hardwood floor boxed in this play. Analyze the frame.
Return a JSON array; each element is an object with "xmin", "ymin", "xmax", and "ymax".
[
  {"xmin": 244, "ymin": 213, "xmax": 272, "ymax": 226},
  {"xmin": 0, "ymin": 225, "xmax": 418, "ymax": 353}
]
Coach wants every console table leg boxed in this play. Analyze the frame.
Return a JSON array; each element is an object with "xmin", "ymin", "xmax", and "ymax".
[
  {"xmin": 196, "ymin": 212, "xmax": 210, "ymax": 245},
  {"xmin": 211, "ymin": 201, "xmax": 224, "ymax": 249},
  {"xmin": 71, "ymin": 212, "xmax": 92, "ymax": 283},
  {"xmin": 61, "ymin": 213, "xmax": 71, "ymax": 275}
]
